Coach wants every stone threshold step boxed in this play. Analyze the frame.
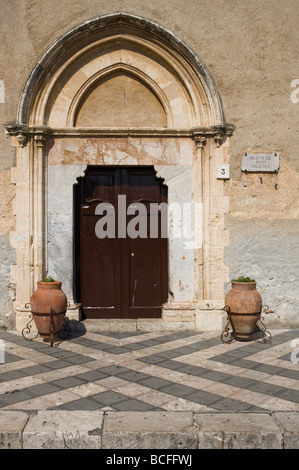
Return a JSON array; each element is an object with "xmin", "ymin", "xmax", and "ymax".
[{"xmin": 80, "ymin": 318, "xmax": 195, "ymax": 333}]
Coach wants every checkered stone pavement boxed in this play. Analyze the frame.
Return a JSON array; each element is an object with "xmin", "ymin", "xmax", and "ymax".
[{"xmin": 0, "ymin": 325, "xmax": 299, "ymax": 412}]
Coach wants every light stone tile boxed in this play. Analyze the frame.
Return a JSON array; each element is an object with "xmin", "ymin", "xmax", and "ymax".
[
  {"xmin": 161, "ymin": 397, "xmax": 208, "ymax": 412},
  {"xmin": 239, "ymin": 369, "xmax": 272, "ymax": 381},
  {"xmin": 133, "ymin": 390, "xmax": 178, "ymax": 407},
  {"xmin": 118, "ymin": 359, "xmax": 151, "ymax": 371},
  {"xmin": 230, "ymin": 389, "xmax": 284, "ymax": 407},
  {"xmin": 262, "ymin": 375, "xmax": 299, "ymax": 390},
  {"xmin": 112, "ymin": 382, "xmax": 151, "ymax": 399},
  {"xmin": 0, "ymin": 376, "xmax": 45, "ymax": 394},
  {"xmin": 267, "ymin": 359, "xmax": 299, "ymax": 370},
  {"xmin": 0, "ymin": 359, "xmax": 37, "ymax": 373},
  {"xmin": 3, "ymin": 396, "xmax": 60, "ymax": 410},
  {"xmin": 2, "ymin": 342, "xmax": 57, "ymax": 364},
  {"xmin": 77, "ymin": 358, "xmax": 117, "ymax": 370},
  {"xmin": 68, "ymin": 382, "xmax": 107, "ymax": 397},
  {"xmin": 36, "ymin": 365, "xmax": 92, "ymax": 382},
  {"xmin": 95, "ymin": 376, "xmax": 130, "ymax": 389},
  {"xmin": 4, "ymin": 390, "xmax": 82, "ymax": 410},
  {"xmin": 257, "ymin": 396, "xmax": 299, "ymax": 412},
  {"xmin": 199, "ymin": 381, "xmax": 239, "ymax": 397}
]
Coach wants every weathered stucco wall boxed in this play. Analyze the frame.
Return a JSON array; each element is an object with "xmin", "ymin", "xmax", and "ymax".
[{"xmin": 0, "ymin": 0, "xmax": 299, "ymax": 328}]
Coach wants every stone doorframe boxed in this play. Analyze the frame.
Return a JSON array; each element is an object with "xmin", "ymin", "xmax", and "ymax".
[{"xmin": 5, "ymin": 13, "xmax": 234, "ymax": 331}]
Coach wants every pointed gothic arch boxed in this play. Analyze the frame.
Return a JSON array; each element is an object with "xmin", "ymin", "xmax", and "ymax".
[{"xmin": 17, "ymin": 13, "xmax": 225, "ymax": 129}]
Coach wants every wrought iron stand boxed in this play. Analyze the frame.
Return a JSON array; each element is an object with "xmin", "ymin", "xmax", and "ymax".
[
  {"xmin": 221, "ymin": 305, "xmax": 273, "ymax": 344},
  {"xmin": 22, "ymin": 303, "xmax": 71, "ymax": 347}
]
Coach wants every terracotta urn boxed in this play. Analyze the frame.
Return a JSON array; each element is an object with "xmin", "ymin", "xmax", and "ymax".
[
  {"xmin": 30, "ymin": 281, "xmax": 68, "ymax": 341},
  {"xmin": 225, "ymin": 280, "xmax": 262, "ymax": 340}
]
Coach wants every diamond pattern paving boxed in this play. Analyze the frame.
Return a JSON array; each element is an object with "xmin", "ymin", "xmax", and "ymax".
[{"xmin": 0, "ymin": 326, "xmax": 298, "ymax": 412}]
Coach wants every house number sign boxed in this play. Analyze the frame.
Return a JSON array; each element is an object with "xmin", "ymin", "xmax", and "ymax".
[{"xmin": 241, "ymin": 153, "xmax": 280, "ymax": 173}]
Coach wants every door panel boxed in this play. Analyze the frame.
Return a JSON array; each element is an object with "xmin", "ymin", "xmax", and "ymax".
[
  {"xmin": 79, "ymin": 168, "xmax": 122, "ymax": 318},
  {"xmin": 74, "ymin": 166, "xmax": 168, "ymax": 319}
]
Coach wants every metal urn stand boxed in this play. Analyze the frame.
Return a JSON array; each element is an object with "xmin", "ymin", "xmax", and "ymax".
[
  {"xmin": 22, "ymin": 302, "xmax": 71, "ymax": 347},
  {"xmin": 221, "ymin": 305, "xmax": 273, "ymax": 344}
]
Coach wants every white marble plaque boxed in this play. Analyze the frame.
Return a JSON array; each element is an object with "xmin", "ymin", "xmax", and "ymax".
[{"xmin": 241, "ymin": 153, "xmax": 280, "ymax": 173}]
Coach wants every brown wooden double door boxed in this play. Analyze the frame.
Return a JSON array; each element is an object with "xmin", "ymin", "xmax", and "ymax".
[{"xmin": 74, "ymin": 166, "xmax": 168, "ymax": 319}]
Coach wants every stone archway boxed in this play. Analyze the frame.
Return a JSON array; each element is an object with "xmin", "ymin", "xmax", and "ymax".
[{"xmin": 5, "ymin": 13, "xmax": 234, "ymax": 331}]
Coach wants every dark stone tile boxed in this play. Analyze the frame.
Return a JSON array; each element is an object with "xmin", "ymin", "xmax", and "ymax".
[
  {"xmin": 138, "ymin": 376, "xmax": 173, "ymax": 390},
  {"xmin": 139, "ymin": 355, "xmax": 168, "ymax": 365},
  {"xmin": 0, "ymin": 370, "xmax": 26, "ymax": 382},
  {"xmin": 119, "ymin": 342, "xmax": 148, "ymax": 351},
  {"xmin": 113, "ymin": 399, "xmax": 158, "ymax": 411},
  {"xmin": 102, "ymin": 346, "xmax": 131, "ymax": 355},
  {"xmin": 185, "ymin": 389, "xmax": 223, "ymax": 406},
  {"xmin": 218, "ymin": 349, "xmax": 252, "ymax": 359},
  {"xmin": 223, "ymin": 375, "xmax": 258, "ymax": 388},
  {"xmin": 75, "ymin": 370, "xmax": 109, "ymax": 382},
  {"xmin": 26, "ymin": 383, "xmax": 61, "ymax": 396},
  {"xmin": 161, "ymin": 383, "xmax": 194, "ymax": 397},
  {"xmin": 156, "ymin": 360, "xmax": 186, "ymax": 371},
  {"xmin": 98, "ymin": 365, "xmax": 131, "ymax": 376},
  {"xmin": 65, "ymin": 355, "xmax": 95, "ymax": 365},
  {"xmin": 200, "ymin": 370, "xmax": 231, "ymax": 382},
  {"xmin": 44, "ymin": 349, "xmax": 77, "ymax": 359},
  {"xmin": 117, "ymin": 370, "xmax": 151, "ymax": 382},
  {"xmin": 61, "ymin": 398, "xmax": 101, "ymax": 410},
  {"xmin": 277, "ymin": 389, "xmax": 299, "ymax": 403},
  {"xmin": 137, "ymin": 339, "xmax": 164, "ymax": 347},
  {"xmin": 252, "ymin": 363, "xmax": 285, "ymax": 375},
  {"xmin": 211, "ymin": 398, "xmax": 264, "ymax": 412},
  {"xmin": 43, "ymin": 359, "xmax": 74, "ymax": 370},
  {"xmin": 50, "ymin": 376, "xmax": 87, "ymax": 389},
  {"xmin": 19, "ymin": 365, "xmax": 52, "ymax": 376},
  {"xmin": 154, "ymin": 350, "xmax": 182, "ymax": 359},
  {"xmin": 249, "ymin": 382, "xmax": 285, "ymax": 396},
  {"xmin": 91, "ymin": 391, "xmax": 128, "ymax": 406},
  {"xmin": 0, "ymin": 390, "xmax": 33, "ymax": 405},
  {"xmin": 171, "ymin": 364, "xmax": 207, "ymax": 376},
  {"xmin": 2, "ymin": 353, "xmax": 23, "ymax": 363},
  {"xmin": 210, "ymin": 354, "xmax": 239, "ymax": 364},
  {"xmin": 278, "ymin": 369, "xmax": 299, "ymax": 380},
  {"xmin": 228, "ymin": 359, "xmax": 261, "ymax": 369},
  {"xmin": 82, "ymin": 342, "xmax": 115, "ymax": 351}
]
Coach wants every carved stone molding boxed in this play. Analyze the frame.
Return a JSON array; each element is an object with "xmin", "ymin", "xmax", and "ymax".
[
  {"xmin": 192, "ymin": 124, "xmax": 234, "ymax": 148},
  {"xmin": 194, "ymin": 136, "xmax": 206, "ymax": 149},
  {"xmin": 214, "ymin": 134, "xmax": 223, "ymax": 148},
  {"xmin": 34, "ymin": 134, "xmax": 46, "ymax": 148},
  {"xmin": 16, "ymin": 133, "xmax": 28, "ymax": 148}
]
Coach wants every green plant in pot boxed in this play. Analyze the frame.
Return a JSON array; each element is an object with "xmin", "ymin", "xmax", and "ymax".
[
  {"xmin": 224, "ymin": 275, "xmax": 262, "ymax": 341},
  {"xmin": 30, "ymin": 276, "xmax": 68, "ymax": 345}
]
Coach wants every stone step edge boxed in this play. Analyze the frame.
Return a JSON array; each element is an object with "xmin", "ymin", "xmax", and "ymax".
[{"xmin": 1, "ymin": 410, "xmax": 298, "ymax": 449}]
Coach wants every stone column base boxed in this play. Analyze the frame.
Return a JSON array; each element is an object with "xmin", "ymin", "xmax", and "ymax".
[{"xmin": 195, "ymin": 301, "xmax": 226, "ymax": 332}]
